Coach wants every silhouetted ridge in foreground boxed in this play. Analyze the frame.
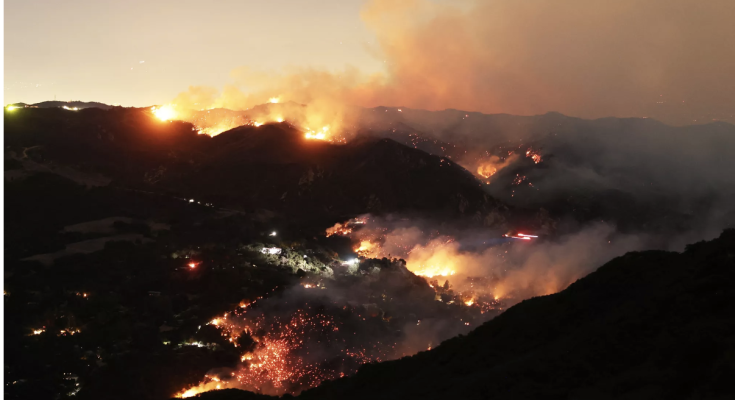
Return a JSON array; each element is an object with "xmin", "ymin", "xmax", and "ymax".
[{"xmin": 188, "ymin": 229, "xmax": 735, "ymax": 400}]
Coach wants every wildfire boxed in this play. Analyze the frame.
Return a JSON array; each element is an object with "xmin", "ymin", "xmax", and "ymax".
[
  {"xmin": 176, "ymin": 376, "xmax": 228, "ymax": 398},
  {"xmin": 178, "ymin": 305, "xmax": 392, "ymax": 397},
  {"xmin": 325, "ymin": 217, "xmax": 366, "ymax": 237},
  {"xmin": 151, "ymin": 105, "xmax": 177, "ymax": 121},
  {"xmin": 354, "ymin": 240, "xmax": 375, "ymax": 256},
  {"xmin": 477, "ymin": 165, "xmax": 497, "ymax": 179},
  {"xmin": 413, "ymin": 267, "xmax": 456, "ymax": 278},
  {"xmin": 157, "ymin": 99, "xmax": 348, "ymax": 142},
  {"xmin": 474, "ymin": 154, "xmax": 517, "ymax": 180},
  {"xmin": 326, "ymin": 224, "xmax": 352, "ymax": 237},
  {"xmin": 305, "ymin": 126, "xmax": 329, "ymax": 141},
  {"xmin": 174, "ymin": 220, "xmax": 521, "ymax": 399}
]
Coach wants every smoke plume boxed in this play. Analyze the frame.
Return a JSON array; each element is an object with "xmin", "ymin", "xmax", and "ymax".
[
  {"xmin": 170, "ymin": 0, "xmax": 735, "ymax": 126},
  {"xmin": 341, "ymin": 215, "xmax": 653, "ymax": 301}
]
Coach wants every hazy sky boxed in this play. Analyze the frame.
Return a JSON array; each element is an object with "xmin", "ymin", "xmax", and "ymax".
[
  {"xmin": 5, "ymin": 0, "xmax": 735, "ymax": 125},
  {"xmin": 5, "ymin": 0, "xmax": 381, "ymax": 106}
]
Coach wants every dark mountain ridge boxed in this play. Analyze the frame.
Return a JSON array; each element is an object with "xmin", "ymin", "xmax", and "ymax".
[
  {"xmin": 30, "ymin": 100, "xmax": 115, "ymax": 110},
  {"xmin": 4, "ymin": 107, "xmax": 512, "ymax": 226}
]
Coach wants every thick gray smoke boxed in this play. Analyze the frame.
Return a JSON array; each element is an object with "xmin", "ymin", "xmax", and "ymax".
[{"xmin": 355, "ymin": 108, "xmax": 735, "ymax": 245}]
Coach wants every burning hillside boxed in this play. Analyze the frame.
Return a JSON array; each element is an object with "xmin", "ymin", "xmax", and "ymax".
[
  {"xmin": 175, "ymin": 304, "xmax": 393, "ymax": 397},
  {"xmin": 323, "ymin": 214, "xmax": 653, "ymax": 300},
  {"xmin": 174, "ymin": 250, "xmax": 507, "ymax": 397},
  {"xmin": 154, "ymin": 100, "xmax": 354, "ymax": 142},
  {"xmin": 171, "ymin": 210, "xmax": 662, "ymax": 398}
]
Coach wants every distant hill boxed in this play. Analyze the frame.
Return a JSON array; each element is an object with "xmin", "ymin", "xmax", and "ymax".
[
  {"xmin": 30, "ymin": 100, "xmax": 114, "ymax": 109},
  {"xmin": 183, "ymin": 229, "xmax": 735, "ymax": 400},
  {"xmin": 163, "ymin": 123, "xmax": 510, "ymax": 223},
  {"xmin": 3, "ymin": 107, "xmax": 512, "ymax": 226},
  {"xmin": 358, "ymin": 107, "xmax": 735, "ymax": 236}
]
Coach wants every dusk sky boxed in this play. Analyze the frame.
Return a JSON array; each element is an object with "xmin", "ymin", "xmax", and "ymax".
[
  {"xmin": 5, "ymin": 0, "xmax": 380, "ymax": 106},
  {"xmin": 5, "ymin": 0, "xmax": 735, "ymax": 124}
]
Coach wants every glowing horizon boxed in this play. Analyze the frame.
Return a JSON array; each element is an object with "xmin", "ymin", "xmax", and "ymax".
[{"xmin": 6, "ymin": 0, "xmax": 735, "ymax": 126}]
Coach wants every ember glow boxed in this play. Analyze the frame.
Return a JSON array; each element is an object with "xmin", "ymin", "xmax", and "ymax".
[
  {"xmin": 176, "ymin": 376, "xmax": 228, "ymax": 398},
  {"xmin": 178, "ymin": 305, "xmax": 395, "ymax": 396},
  {"xmin": 475, "ymin": 154, "xmax": 518, "ymax": 180},
  {"xmin": 525, "ymin": 148, "xmax": 543, "ymax": 164},
  {"xmin": 512, "ymin": 174, "xmax": 527, "ymax": 186}
]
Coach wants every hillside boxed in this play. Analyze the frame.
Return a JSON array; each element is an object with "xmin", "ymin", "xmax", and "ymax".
[
  {"xmin": 187, "ymin": 229, "xmax": 735, "ymax": 400},
  {"xmin": 31, "ymin": 101, "xmax": 114, "ymax": 109},
  {"xmin": 4, "ymin": 107, "xmax": 511, "ymax": 225},
  {"xmin": 358, "ymin": 107, "xmax": 735, "ymax": 235},
  {"xmin": 165, "ymin": 124, "xmax": 507, "ymax": 222}
]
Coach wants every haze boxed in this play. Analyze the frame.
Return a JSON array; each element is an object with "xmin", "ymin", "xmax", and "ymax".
[
  {"xmin": 4, "ymin": 0, "xmax": 380, "ymax": 106},
  {"xmin": 6, "ymin": 0, "xmax": 735, "ymax": 125}
]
